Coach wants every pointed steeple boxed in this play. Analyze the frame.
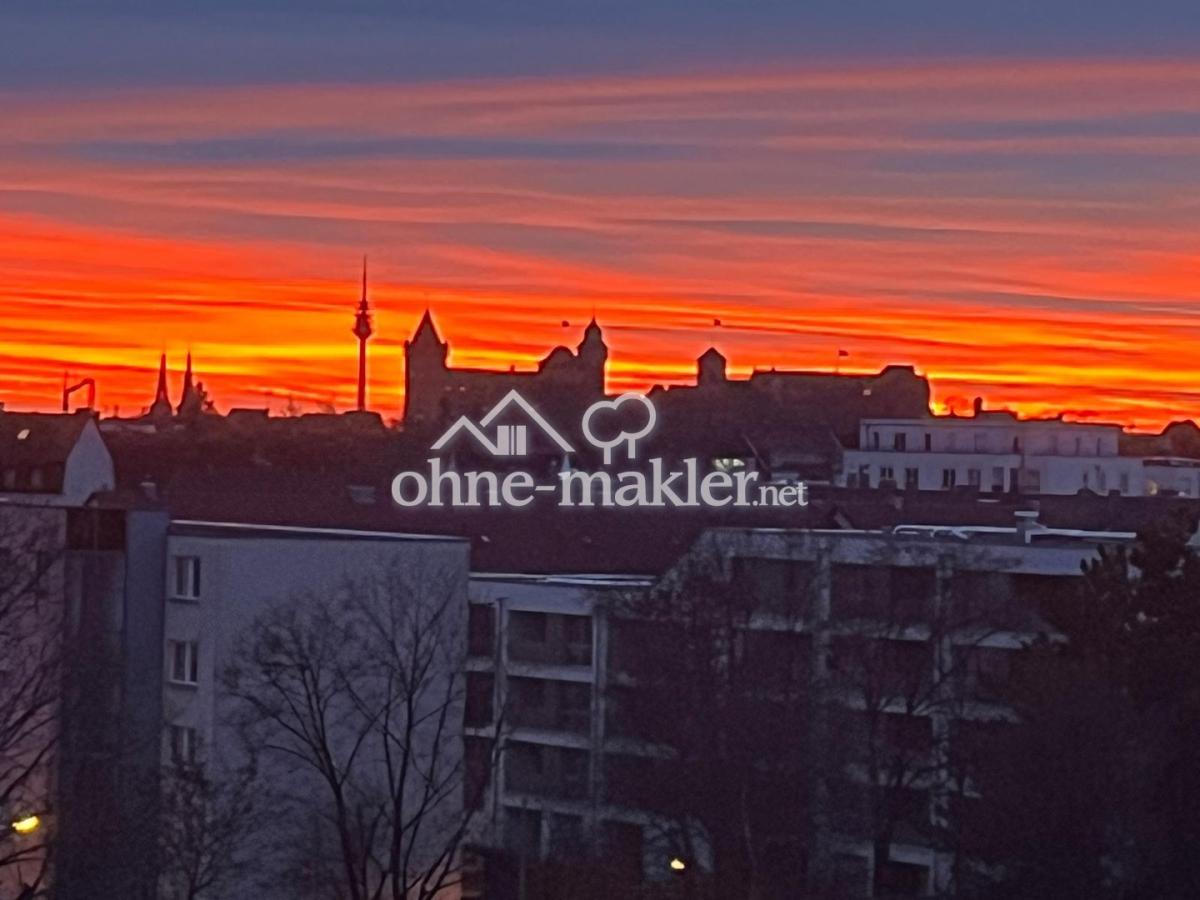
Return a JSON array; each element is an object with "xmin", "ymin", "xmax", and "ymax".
[
  {"xmin": 149, "ymin": 353, "xmax": 173, "ymax": 420},
  {"xmin": 412, "ymin": 308, "xmax": 442, "ymax": 346},
  {"xmin": 177, "ymin": 351, "xmax": 206, "ymax": 419},
  {"xmin": 578, "ymin": 314, "xmax": 606, "ymax": 357},
  {"xmin": 178, "ymin": 352, "xmax": 195, "ymax": 413}
]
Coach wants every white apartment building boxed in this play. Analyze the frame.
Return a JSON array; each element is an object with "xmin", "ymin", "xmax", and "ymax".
[
  {"xmin": 160, "ymin": 520, "xmax": 469, "ymax": 899},
  {"xmin": 1143, "ymin": 457, "xmax": 1200, "ymax": 498},
  {"xmin": 839, "ymin": 413, "xmax": 1144, "ymax": 496}
]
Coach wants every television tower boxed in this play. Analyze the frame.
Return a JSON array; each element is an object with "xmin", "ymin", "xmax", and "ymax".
[{"xmin": 352, "ymin": 256, "xmax": 373, "ymax": 411}]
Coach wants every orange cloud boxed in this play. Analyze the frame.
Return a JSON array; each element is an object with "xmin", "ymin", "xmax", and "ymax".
[{"xmin": 1, "ymin": 59, "xmax": 1199, "ymax": 429}]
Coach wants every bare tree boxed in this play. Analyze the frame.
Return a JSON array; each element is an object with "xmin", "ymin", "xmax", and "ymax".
[
  {"xmin": 224, "ymin": 560, "xmax": 486, "ymax": 900},
  {"xmin": 610, "ymin": 537, "xmax": 821, "ymax": 900},
  {"xmin": 825, "ymin": 547, "xmax": 1021, "ymax": 896},
  {"xmin": 0, "ymin": 506, "xmax": 63, "ymax": 892},
  {"xmin": 158, "ymin": 756, "xmax": 264, "ymax": 900}
]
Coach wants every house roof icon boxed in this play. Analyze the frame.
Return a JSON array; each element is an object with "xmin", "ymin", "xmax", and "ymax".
[{"xmin": 431, "ymin": 390, "xmax": 575, "ymax": 457}]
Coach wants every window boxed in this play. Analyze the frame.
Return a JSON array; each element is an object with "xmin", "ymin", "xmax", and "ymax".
[
  {"xmin": 893, "ymin": 432, "xmax": 907, "ymax": 451},
  {"xmin": 857, "ymin": 464, "xmax": 870, "ymax": 487},
  {"xmin": 169, "ymin": 724, "xmax": 200, "ymax": 764},
  {"xmin": 872, "ymin": 431, "xmax": 880, "ymax": 449},
  {"xmin": 464, "ymin": 672, "xmax": 494, "ymax": 728},
  {"xmin": 941, "ymin": 468, "xmax": 957, "ymax": 489},
  {"xmin": 171, "ymin": 556, "xmax": 201, "ymax": 600},
  {"xmin": 967, "ymin": 468, "xmax": 981, "ymax": 488},
  {"xmin": 904, "ymin": 467, "xmax": 918, "ymax": 490},
  {"xmin": 169, "ymin": 640, "xmax": 199, "ymax": 685},
  {"xmin": 923, "ymin": 433, "xmax": 932, "ymax": 451},
  {"xmin": 510, "ymin": 611, "xmax": 547, "ymax": 644},
  {"xmin": 879, "ymin": 465, "xmax": 894, "ymax": 483},
  {"xmin": 467, "ymin": 604, "xmax": 495, "ymax": 657},
  {"xmin": 991, "ymin": 466, "xmax": 1005, "ymax": 492},
  {"xmin": 1119, "ymin": 472, "xmax": 1130, "ymax": 494}
]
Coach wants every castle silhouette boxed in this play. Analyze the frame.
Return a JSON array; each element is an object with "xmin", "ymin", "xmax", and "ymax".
[{"xmin": 403, "ymin": 310, "xmax": 608, "ymax": 429}]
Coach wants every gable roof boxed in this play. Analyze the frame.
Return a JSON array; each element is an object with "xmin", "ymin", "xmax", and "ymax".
[{"xmin": 0, "ymin": 411, "xmax": 94, "ymax": 492}]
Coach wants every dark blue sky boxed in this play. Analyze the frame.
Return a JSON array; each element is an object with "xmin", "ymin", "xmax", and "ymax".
[{"xmin": 2, "ymin": 1, "xmax": 1198, "ymax": 89}]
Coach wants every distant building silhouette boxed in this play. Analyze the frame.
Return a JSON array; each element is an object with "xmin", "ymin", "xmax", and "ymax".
[
  {"xmin": 143, "ymin": 353, "xmax": 212, "ymax": 426},
  {"xmin": 352, "ymin": 257, "xmax": 373, "ymax": 411},
  {"xmin": 402, "ymin": 311, "xmax": 607, "ymax": 428},
  {"xmin": 149, "ymin": 353, "xmax": 173, "ymax": 422}
]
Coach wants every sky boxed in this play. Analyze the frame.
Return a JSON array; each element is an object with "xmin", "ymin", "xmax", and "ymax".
[{"xmin": 3, "ymin": 2, "xmax": 1200, "ymax": 428}]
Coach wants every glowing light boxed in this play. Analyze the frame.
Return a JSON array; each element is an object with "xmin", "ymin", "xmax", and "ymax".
[
  {"xmin": 669, "ymin": 857, "xmax": 687, "ymax": 872},
  {"xmin": 11, "ymin": 815, "xmax": 40, "ymax": 835}
]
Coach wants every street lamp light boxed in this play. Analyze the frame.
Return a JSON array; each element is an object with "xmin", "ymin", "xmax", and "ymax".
[
  {"xmin": 10, "ymin": 814, "xmax": 40, "ymax": 836},
  {"xmin": 668, "ymin": 857, "xmax": 687, "ymax": 872}
]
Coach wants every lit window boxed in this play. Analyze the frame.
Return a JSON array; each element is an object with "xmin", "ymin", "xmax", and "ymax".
[
  {"xmin": 171, "ymin": 556, "xmax": 201, "ymax": 600},
  {"xmin": 168, "ymin": 640, "xmax": 199, "ymax": 685}
]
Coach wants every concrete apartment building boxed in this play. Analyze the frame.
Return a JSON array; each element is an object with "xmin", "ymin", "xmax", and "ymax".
[
  {"xmin": 839, "ymin": 412, "xmax": 1146, "ymax": 496},
  {"xmin": 159, "ymin": 520, "xmax": 469, "ymax": 899},
  {"xmin": 462, "ymin": 512, "xmax": 1138, "ymax": 896},
  {"xmin": 1, "ymin": 495, "xmax": 471, "ymax": 900},
  {"xmin": 463, "ymin": 572, "xmax": 657, "ymax": 891}
]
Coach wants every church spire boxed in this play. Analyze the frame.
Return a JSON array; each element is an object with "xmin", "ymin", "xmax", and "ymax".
[
  {"xmin": 177, "ymin": 351, "xmax": 195, "ymax": 414},
  {"xmin": 149, "ymin": 353, "xmax": 173, "ymax": 421}
]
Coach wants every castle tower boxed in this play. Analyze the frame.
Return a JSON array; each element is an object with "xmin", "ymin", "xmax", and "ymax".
[
  {"xmin": 403, "ymin": 309, "xmax": 448, "ymax": 423},
  {"xmin": 697, "ymin": 346, "xmax": 727, "ymax": 387},
  {"xmin": 148, "ymin": 353, "xmax": 173, "ymax": 421},
  {"xmin": 576, "ymin": 316, "xmax": 608, "ymax": 395},
  {"xmin": 352, "ymin": 257, "xmax": 374, "ymax": 411}
]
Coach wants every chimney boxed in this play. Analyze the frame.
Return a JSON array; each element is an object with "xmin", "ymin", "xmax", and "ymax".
[
  {"xmin": 1014, "ymin": 507, "xmax": 1040, "ymax": 544},
  {"xmin": 973, "ymin": 396, "xmax": 984, "ymax": 416}
]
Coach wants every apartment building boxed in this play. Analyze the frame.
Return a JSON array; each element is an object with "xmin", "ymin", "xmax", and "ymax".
[
  {"xmin": 840, "ymin": 412, "xmax": 1143, "ymax": 496},
  {"xmin": 159, "ymin": 520, "xmax": 469, "ymax": 898},
  {"xmin": 463, "ymin": 514, "xmax": 1137, "ymax": 897},
  {"xmin": 464, "ymin": 572, "xmax": 658, "ymax": 893},
  {"xmin": 0, "ymin": 501, "xmax": 169, "ymax": 900}
]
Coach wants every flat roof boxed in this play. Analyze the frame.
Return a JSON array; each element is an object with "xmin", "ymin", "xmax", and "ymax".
[
  {"xmin": 169, "ymin": 519, "xmax": 465, "ymax": 544},
  {"xmin": 471, "ymin": 572, "xmax": 653, "ymax": 588}
]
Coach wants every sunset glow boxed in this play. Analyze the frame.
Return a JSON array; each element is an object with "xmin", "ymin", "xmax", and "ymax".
[{"xmin": 3, "ymin": 53, "xmax": 1200, "ymax": 428}]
